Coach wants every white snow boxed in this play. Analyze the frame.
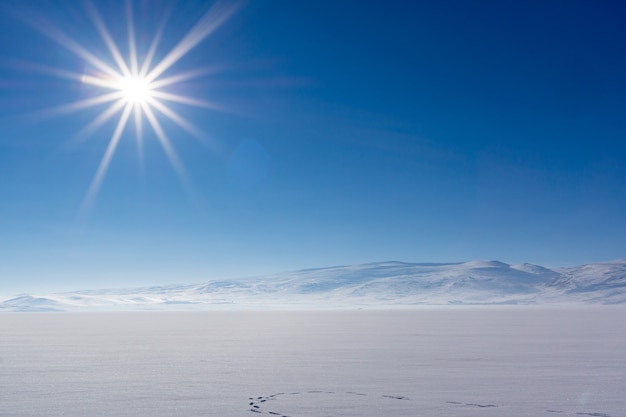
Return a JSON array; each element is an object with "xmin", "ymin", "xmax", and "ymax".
[{"xmin": 0, "ymin": 308, "xmax": 624, "ymax": 416}]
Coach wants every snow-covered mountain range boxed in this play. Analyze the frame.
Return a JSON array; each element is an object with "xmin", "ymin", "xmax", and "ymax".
[{"xmin": 1, "ymin": 259, "xmax": 625, "ymax": 311}]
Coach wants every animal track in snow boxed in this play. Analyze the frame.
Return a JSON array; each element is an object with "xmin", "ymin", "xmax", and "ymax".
[{"xmin": 247, "ymin": 390, "xmax": 410, "ymax": 416}]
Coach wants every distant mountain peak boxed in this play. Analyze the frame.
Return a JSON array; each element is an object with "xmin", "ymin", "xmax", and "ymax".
[{"xmin": 461, "ymin": 260, "xmax": 510, "ymax": 268}]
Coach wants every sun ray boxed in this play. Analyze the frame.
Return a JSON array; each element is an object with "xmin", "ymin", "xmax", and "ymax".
[
  {"xmin": 146, "ymin": 97, "xmax": 202, "ymax": 138},
  {"xmin": 149, "ymin": 90, "xmax": 223, "ymax": 111},
  {"xmin": 36, "ymin": 92, "xmax": 123, "ymax": 119},
  {"xmin": 126, "ymin": 0, "xmax": 139, "ymax": 77},
  {"xmin": 145, "ymin": 0, "xmax": 241, "ymax": 83},
  {"xmin": 134, "ymin": 104, "xmax": 144, "ymax": 168},
  {"xmin": 71, "ymin": 99, "xmax": 127, "ymax": 144},
  {"xmin": 141, "ymin": 102, "xmax": 188, "ymax": 185},
  {"xmin": 139, "ymin": 15, "xmax": 169, "ymax": 78},
  {"xmin": 81, "ymin": 74, "xmax": 123, "ymax": 90},
  {"xmin": 2, "ymin": 59, "xmax": 87, "ymax": 83},
  {"xmin": 148, "ymin": 66, "xmax": 222, "ymax": 90},
  {"xmin": 80, "ymin": 103, "xmax": 134, "ymax": 215},
  {"xmin": 85, "ymin": 1, "xmax": 132, "ymax": 78},
  {"xmin": 20, "ymin": 11, "xmax": 121, "ymax": 79}
]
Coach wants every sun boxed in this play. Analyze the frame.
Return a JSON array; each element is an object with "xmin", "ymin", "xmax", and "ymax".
[
  {"xmin": 115, "ymin": 76, "xmax": 153, "ymax": 105},
  {"xmin": 20, "ymin": 1, "xmax": 242, "ymax": 214}
]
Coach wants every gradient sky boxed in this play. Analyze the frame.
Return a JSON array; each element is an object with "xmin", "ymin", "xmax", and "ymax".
[{"xmin": 1, "ymin": 0, "xmax": 625, "ymax": 294}]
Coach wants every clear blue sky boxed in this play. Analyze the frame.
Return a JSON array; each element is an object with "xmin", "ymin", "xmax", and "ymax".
[{"xmin": 1, "ymin": 0, "xmax": 625, "ymax": 294}]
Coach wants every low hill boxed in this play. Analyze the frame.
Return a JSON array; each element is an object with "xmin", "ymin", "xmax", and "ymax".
[{"xmin": 1, "ymin": 260, "xmax": 625, "ymax": 311}]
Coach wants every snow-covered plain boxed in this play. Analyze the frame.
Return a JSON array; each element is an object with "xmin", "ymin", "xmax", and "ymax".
[
  {"xmin": 0, "ymin": 308, "xmax": 624, "ymax": 416},
  {"xmin": 1, "ymin": 259, "xmax": 625, "ymax": 311}
]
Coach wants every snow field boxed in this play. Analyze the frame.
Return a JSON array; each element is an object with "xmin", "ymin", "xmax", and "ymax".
[{"xmin": 0, "ymin": 308, "xmax": 625, "ymax": 416}]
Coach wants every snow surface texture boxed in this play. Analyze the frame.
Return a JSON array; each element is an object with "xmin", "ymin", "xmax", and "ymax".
[
  {"xmin": 1, "ymin": 260, "xmax": 626, "ymax": 311},
  {"xmin": 0, "ymin": 309, "xmax": 624, "ymax": 417}
]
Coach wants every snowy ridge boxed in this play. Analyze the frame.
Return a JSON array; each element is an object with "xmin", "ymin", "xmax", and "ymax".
[
  {"xmin": 1, "ymin": 260, "xmax": 625, "ymax": 311},
  {"xmin": 543, "ymin": 259, "xmax": 626, "ymax": 304}
]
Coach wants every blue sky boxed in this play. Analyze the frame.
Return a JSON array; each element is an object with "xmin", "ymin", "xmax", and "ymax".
[{"xmin": 1, "ymin": 0, "xmax": 625, "ymax": 294}]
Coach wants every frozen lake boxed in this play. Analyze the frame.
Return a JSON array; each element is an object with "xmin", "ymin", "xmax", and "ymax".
[{"xmin": 1, "ymin": 307, "xmax": 624, "ymax": 416}]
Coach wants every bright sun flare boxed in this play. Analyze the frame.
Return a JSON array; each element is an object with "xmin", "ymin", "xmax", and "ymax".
[
  {"xmin": 24, "ymin": 1, "xmax": 241, "ymax": 214},
  {"xmin": 116, "ymin": 76, "xmax": 153, "ymax": 105}
]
